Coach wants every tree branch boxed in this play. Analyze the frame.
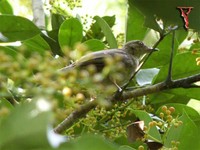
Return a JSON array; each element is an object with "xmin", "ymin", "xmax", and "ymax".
[
  {"xmin": 54, "ymin": 73, "xmax": 200, "ymax": 134},
  {"xmin": 54, "ymin": 100, "xmax": 97, "ymax": 134},
  {"xmin": 32, "ymin": 0, "xmax": 45, "ymax": 29}
]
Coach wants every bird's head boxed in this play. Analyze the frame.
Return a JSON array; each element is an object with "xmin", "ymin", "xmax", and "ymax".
[{"xmin": 123, "ymin": 40, "xmax": 158, "ymax": 61}]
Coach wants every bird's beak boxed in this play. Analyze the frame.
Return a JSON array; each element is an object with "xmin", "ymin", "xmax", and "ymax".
[{"xmin": 149, "ymin": 47, "xmax": 159, "ymax": 52}]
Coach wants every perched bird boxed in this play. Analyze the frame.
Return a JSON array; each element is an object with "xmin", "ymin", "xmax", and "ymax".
[{"xmin": 60, "ymin": 40, "xmax": 157, "ymax": 90}]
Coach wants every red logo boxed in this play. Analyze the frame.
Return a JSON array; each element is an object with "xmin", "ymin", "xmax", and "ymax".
[{"xmin": 177, "ymin": 7, "xmax": 193, "ymax": 29}]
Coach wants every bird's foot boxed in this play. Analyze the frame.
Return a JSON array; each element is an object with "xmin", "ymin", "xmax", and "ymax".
[{"xmin": 113, "ymin": 80, "xmax": 123, "ymax": 92}]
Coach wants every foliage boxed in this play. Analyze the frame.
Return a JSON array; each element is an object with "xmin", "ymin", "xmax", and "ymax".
[{"xmin": 0, "ymin": 0, "xmax": 200, "ymax": 150}]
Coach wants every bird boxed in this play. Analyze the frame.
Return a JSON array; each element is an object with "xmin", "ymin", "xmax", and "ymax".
[{"xmin": 59, "ymin": 40, "xmax": 157, "ymax": 91}]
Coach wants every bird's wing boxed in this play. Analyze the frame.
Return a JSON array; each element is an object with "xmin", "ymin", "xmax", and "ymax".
[
  {"xmin": 59, "ymin": 49, "xmax": 136, "ymax": 74},
  {"xmin": 59, "ymin": 49, "xmax": 122, "ymax": 72},
  {"xmin": 75, "ymin": 49, "xmax": 130, "ymax": 71}
]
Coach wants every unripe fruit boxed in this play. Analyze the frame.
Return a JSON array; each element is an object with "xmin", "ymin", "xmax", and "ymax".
[
  {"xmin": 162, "ymin": 105, "xmax": 167, "ymax": 112},
  {"xmin": 169, "ymin": 106, "xmax": 175, "ymax": 113},
  {"xmin": 167, "ymin": 115, "xmax": 173, "ymax": 122},
  {"xmin": 76, "ymin": 93, "xmax": 85, "ymax": 101},
  {"xmin": 166, "ymin": 110, "xmax": 171, "ymax": 115},
  {"xmin": 138, "ymin": 145, "xmax": 144, "ymax": 150},
  {"xmin": 160, "ymin": 112, "xmax": 164, "ymax": 118},
  {"xmin": 149, "ymin": 121, "xmax": 157, "ymax": 127},
  {"xmin": 0, "ymin": 107, "xmax": 10, "ymax": 116},
  {"xmin": 196, "ymin": 57, "xmax": 200, "ymax": 62},
  {"xmin": 62, "ymin": 87, "xmax": 72, "ymax": 97},
  {"xmin": 178, "ymin": 121, "xmax": 183, "ymax": 125},
  {"xmin": 87, "ymin": 64, "xmax": 97, "ymax": 74},
  {"xmin": 171, "ymin": 140, "xmax": 176, "ymax": 145},
  {"xmin": 174, "ymin": 123, "xmax": 179, "ymax": 128},
  {"xmin": 157, "ymin": 121, "xmax": 163, "ymax": 126},
  {"xmin": 143, "ymin": 126, "xmax": 148, "ymax": 131},
  {"xmin": 197, "ymin": 61, "xmax": 200, "ymax": 66}
]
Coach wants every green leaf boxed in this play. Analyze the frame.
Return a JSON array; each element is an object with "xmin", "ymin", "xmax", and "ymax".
[
  {"xmin": 58, "ymin": 18, "xmax": 83, "ymax": 49},
  {"xmin": 0, "ymin": 98, "xmax": 13, "ymax": 126},
  {"xmin": 42, "ymin": 30, "xmax": 63, "ymax": 56},
  {"xmin": 164, "ymin": 110, "xmax": 200, "ymax": 149},
  {"xmin": 165, "ymin": 88, "xmax": 200, "ymax": 101},
  {"xmin": 190, "ymin": 42, "xmax": 200, "ymax": 51},
  {"xmin": 70, "ymin": 135, "xmax": 117, "ymax": 150},
  {"xmin": 0, "ymin": 98, "xmax": 13, "ymax": 110},
  {"xmin": 83, "ymin": 16, "xmax": 115, "ymax": 41},
  {"xmin": 149, "ymin": 92, "xmax": 190, "ymax": 108},
  {"xmin": 103, "ymin": 16, "xmax": 115, "ymax": 28},
  {"xmin": 93, "ymin": 16, "xmax": 117, "ymax": 48},
  {"xmin": 0, "ymin": 15, "xmax": 40, "ymax": 42},
  {"xmin": 129, "ymin": 110, "xmax": 162, "ymax": 142},
  {"xmin": 21, "ymin": 34, "xmax": 51, "ymax": 56},
  {"xmin": 0, "ymin": 0, "xmax": 13, "ymax": 14},
  {"xmin": 51, "ymin": 14, "xmax": 65, "ymax": 30},
  {"xmin": 154, "ymin": 52, "xmax": 200, "ymax": 83},
  {"xmin": 156, "ymin": 103, "xmax": 200, "ymax": 121},
  {"xmin": 0, "ymin": 46, "xmax": 18, "ymax": 58},
  {"xmin": 126, "ymin": 1, "xmax": 148, "ymax": 41},
  {"xmin": 149, "ymin": 92, "xmax": 175, "ymax": 105},
  {"xmin": 114, "ymin": 136, "xmax": 136, "ymax": 148},
  {"xmin": 119, "ymin": 145, "xmax": 136, "ymax": 150},
  {"xmin": 0, "ymin": 100, "xmax": 52, "ymax": 149},
  {"xmin": 136, "ymin": 68, "xmax": 159, "ymax": 86},
  {"xmin": 144, "ymin": 30, "xmax": 187, "ymax": 68},
  {"xmin": 83, "ymin": 39, "xmax": 105, "ymax": 51}
]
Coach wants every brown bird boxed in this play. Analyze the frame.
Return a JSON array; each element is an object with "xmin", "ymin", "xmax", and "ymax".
[{"xmin": 59, "ymin": 40, "xmax": 157, "ymax": 90}]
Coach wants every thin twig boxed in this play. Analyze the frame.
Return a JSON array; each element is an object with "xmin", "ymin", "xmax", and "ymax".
[{"xmin": 166, "ymin": 30, "xmax": 175, "ymax": 84}]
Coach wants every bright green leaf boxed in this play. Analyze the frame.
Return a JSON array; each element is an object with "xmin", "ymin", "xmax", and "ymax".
[
  {"xmin": 83, "ymin": 16, "xmax": 116, "ymax": 42},
  {"xmin": 129, "ymin": 110, "xmax": 162, "ymax": 142},
  {"xmin": 42, "ymin": 30, "xmax": 63, "ymax": 56},
  {"xmin": 126, "ymin": 1, "xmax": 148, "ymax": 41},
  {"xmin": 71, "ymin": 135, "xmax": 117, "ymax": 150},
  {"xmin": 0, "ymin": 46, "xmax": 18, "ymax": 58},
  {"xmin": 21, "ymin": 34, "xmax": 51, "ymax": 56},
  {"xmin": 144, "ymin": 29, "xmax": 187, "ymax": 68},
  {"xmin": 0, "ymin": 0, "xmax": 13, "ymax": 15},
  {"xmin": 119, "ymin": 145, "xmax": 136, "ymax": 150},
  {"xmin": 0, "ymin": 98, "xmax": 13, "ymax": 110},
  {"xmin": 164, "ymin": 110, "xmax": 200, "ymax": 149},
  {"xmin": 102, "ymin": 16, "xmax": 115, "ymax": 28},
  {"xmin": 58, "ymin": 18, "xmax": 83, "ymax": 49},
  {"xmin": 0, "ymin": 15, "xmax": 40, "ymax": 42},
  {"xmin": 165, "ymin": 88, "xmax": 200, "ymax": 102},
  {"xmin": 154, "ymin": 52, "xmax": 200, "ymax": 83},
  {"xmin": 0, "ymin": 100, "xmax": 52, "ymax": 149},
  {"xmin": 93, "ymin": 16, "xmax": 117, "ymax": 48},
  {"xmin": 149, "ymin": 92, "xmax": 190, "ymax": 108},
  {"xmin": 83, "ymin": 39, "xmax": 105, "ymax": 51},
  {"xmin": 51, "ymin": 14, "xmax": 65, "ymax": 30}
]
